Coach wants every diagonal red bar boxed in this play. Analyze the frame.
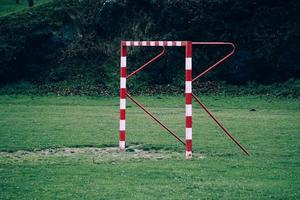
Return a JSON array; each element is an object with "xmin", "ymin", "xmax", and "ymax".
[
  {"xmin": 192, "ymin": 42, "xmax": 250, "ymax": 155},
  {"xmin": 127, "ymin": 93, "xmax": 185, "ymax": 145},
  {"xmin": 127, "ymin": 46, "xmax": 165, "ymax": 79},
  {"xmin": 192, "ymin": 93, "xmax": 250, "ymax": 155},
  {"xmin": 192, "ymin": 42, "xmax": 235, "ymax": 82}
]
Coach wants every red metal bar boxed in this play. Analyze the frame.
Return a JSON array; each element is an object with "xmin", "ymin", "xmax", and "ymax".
[
  {"xmin": 119, "ymin": 44, "xmax": 127, "ymax": 150},
  {"xmin": 127, "ymin": 93, "xmax": 185, "ymax": 146},
  {"xmin": 191, "ymin": 42, "xmax": 249, "ymax": 155},
  {"xmin": 192, "ymin": 93, "xmax": 250, "ymax": 155},
  {"xmin": 185, "ymin": 41, "xmax": 193, "ymax": 159},
  {"xmin": 192, "ymin": 42, "xmax": 235, "ymax": 82},
  {"xmin": 127, "ymin": 46, "xmax": 166, "ymax": 79},
  {"xmin": 126, "ymin": 46, "xmax": 186, "ymax": 146}
]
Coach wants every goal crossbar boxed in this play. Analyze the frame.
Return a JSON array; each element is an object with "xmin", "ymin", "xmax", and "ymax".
[{"xmin": 119, "ymin": 41, "xmax": 249, "ymax": 159}]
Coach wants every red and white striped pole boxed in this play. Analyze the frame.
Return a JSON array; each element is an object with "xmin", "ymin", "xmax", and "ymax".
[
  {"xmin": 119, "ymin": 43, "xmax": 127, "ymax": 150},
  {"xmin": 185, "ymin": 41, "xmax": 192, "ymax": 159}
]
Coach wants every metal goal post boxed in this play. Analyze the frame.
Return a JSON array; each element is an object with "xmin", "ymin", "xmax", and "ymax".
[{"xmin": 119, "ymin": 41, "xmax": 249, "ymax": 160}]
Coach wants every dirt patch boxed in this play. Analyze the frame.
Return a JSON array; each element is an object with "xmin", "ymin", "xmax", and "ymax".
[{"xmin": 0, "ymin": 146, "xmax": 205, "ymax": 162}]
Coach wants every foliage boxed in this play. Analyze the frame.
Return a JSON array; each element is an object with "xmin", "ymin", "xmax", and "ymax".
[
  {"xmin": 0, "ymin": 0, "xmax": 299, "ymax": 94},
  {"xmin": 0, "ymin": 0, "xmax": 51, "ymax": 16},
  {"xmin": 1, "ymin": 79, "xmax": 299, "ymax": 98}
]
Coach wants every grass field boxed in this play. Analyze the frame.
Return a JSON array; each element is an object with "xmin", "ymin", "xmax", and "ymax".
[
  {"xmin": 0, "ymin": 0, "xmax": 51, "ymax": 16},
  {"xmin": 0, "ymin": 95, "xmax": 299, "ymax": 199}
]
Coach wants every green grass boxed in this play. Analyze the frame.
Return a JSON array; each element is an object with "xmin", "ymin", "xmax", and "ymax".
[
  {"xmin": 0, "ymin": 0, "xmax": 51, "ymax": 16},
  {"xmin": 0, "ymin": 95, "xmax": 299, "ymax": 199}
]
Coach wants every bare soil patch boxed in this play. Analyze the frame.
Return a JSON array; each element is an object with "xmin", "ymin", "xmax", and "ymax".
[{"xmin": 0, "ymin": 146, "xmax": 205, "ymax": 162}]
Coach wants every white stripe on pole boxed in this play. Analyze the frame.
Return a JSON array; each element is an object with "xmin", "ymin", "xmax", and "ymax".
[
  {"xmin": 125, "ymin": 41, "xmax": 131, "ymax": 46},
  {"xmin": 185, "ymin": 58, "xmax": 192, "ymax": 70},
  {"xmin": 186, "ymin": 128, "xmax": 192, "ymax": 139},
  {"xmin": 186, "ymin": 104, "xmax": 192, "ymax": 116},
  {"xmin": 120, "ymin": 99, "xmax": 126, "ymax": 109},
  {"xmin": 176, "ymin": 41, "xmax": 182, "ymax": 46},
  {"xmin": 121, "ymin": 57, "xmax": 126, "ymax": 67},
  {"xmin": 150, "ymin": 41, "xmax": 155, "ymax": 46},
  {"xmin": 159, "ymin": 41, "xmax": 164, "ymax": 46},
  {"xmin": 186, "ymin": 151, "xmax": 192, "ymax": 157},
  {"xmin": 185, "ymin": 81, "xmax": 192, "ymax": 93},
  {"xmin": 133, "ymin": 41, "xmax": 139, "ymax": 46},
  {"xmin": 167, "ymin": 41, "xmax": 173, "ymax": 46},
  {"xmin": 120, "ymin": 77, "xmax": 126, "ymax": 88},
  {"xmin": 142, "ymin": 41, "xmax": 147, "ymax": 46},
  {"xmin": 119, "ymin": 141, "xmax": 125, "ymax": 149},
  {"xmin": 120, "ymin": 120, "xmax": 126, "ymax": 131}
]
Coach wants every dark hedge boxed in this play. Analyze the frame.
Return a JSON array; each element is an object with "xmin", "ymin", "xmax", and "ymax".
[{"xmin": 0, "ymin": 0, "xmax": 299, "ymax": 93}]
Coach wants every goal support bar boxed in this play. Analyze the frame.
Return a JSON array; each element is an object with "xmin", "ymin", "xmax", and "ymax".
[{"xmin": 119, "ymin": 41, "xmax": 250, "ymax": 159}]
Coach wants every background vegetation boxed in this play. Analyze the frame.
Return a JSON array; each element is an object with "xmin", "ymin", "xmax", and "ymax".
[
  {"xmin": 0, "ymin": 0, "xmax": 49, "ymax": 15},
  {"xmin": 0, "ymin": 0, "xmax": 299, "ymax": 96}
]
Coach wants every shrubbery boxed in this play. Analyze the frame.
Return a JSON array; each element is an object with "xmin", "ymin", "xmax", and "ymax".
[
  {"xmin": 1, "ymin": 79, "xmax": 299, "ymax": 99},
  {"xmin": 0, "ymin": 0, "xmax": 299, "ymax": 96}
]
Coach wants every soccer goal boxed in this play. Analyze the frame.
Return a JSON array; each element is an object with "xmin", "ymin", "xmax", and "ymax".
[{"xmin": 119, "ymin": 41, "xmax": 249, "ymax": 159}]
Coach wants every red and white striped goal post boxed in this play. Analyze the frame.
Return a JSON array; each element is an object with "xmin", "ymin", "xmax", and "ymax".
[
  {"xmin": 119, "ymin": 40, "xmax": 250, "ymax": 160},
  {"xmin": 120, "ymin": 41, "xmax": 192, "ymax": 159}
]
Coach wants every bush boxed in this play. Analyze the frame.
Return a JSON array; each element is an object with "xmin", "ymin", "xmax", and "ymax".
[{"xmin": 0, "ymin": 0, "xmax": 299, "ymax": 94}]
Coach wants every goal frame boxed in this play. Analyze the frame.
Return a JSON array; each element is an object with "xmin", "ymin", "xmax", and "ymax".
[{"xmin": 119, "ymin": 41, "xmax": 249, "ymax": 159}]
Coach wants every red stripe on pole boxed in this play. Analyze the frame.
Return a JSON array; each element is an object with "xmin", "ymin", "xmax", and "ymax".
[
  {"xmin": 186, "ymin": 140, "xmax": 192, "ymax": 151},
  {"xmin": 120, "ymin": 109, "xmax": 126, "ymax": 120},
  {"xmin": 186, "ymin": 116, "xmax": 192, "ymax": 128},
  {"xmin": 121, "ymin": 46, "xmax": 127, "ymax": 56},
  {"xmin": 119, "ymin": 130, "xmax": 126, "ymax": 141},
  {"xmin": 121, "ymin": 67, "xmax": 126, "ymax": 77},
  {"xmin": 186, "ymin": 93, "xmax": 192, "ymax": 104},
  {"xmin": 186, "ymin": 41, "xmax": 192, "ymax": 57},
  {"xmin": 186, "ymin": 70, "xmax": 192, "ymax": 81},
  {"xmin": 120, "ymin": 88, "xmax": 126, "ymax": 99}
]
